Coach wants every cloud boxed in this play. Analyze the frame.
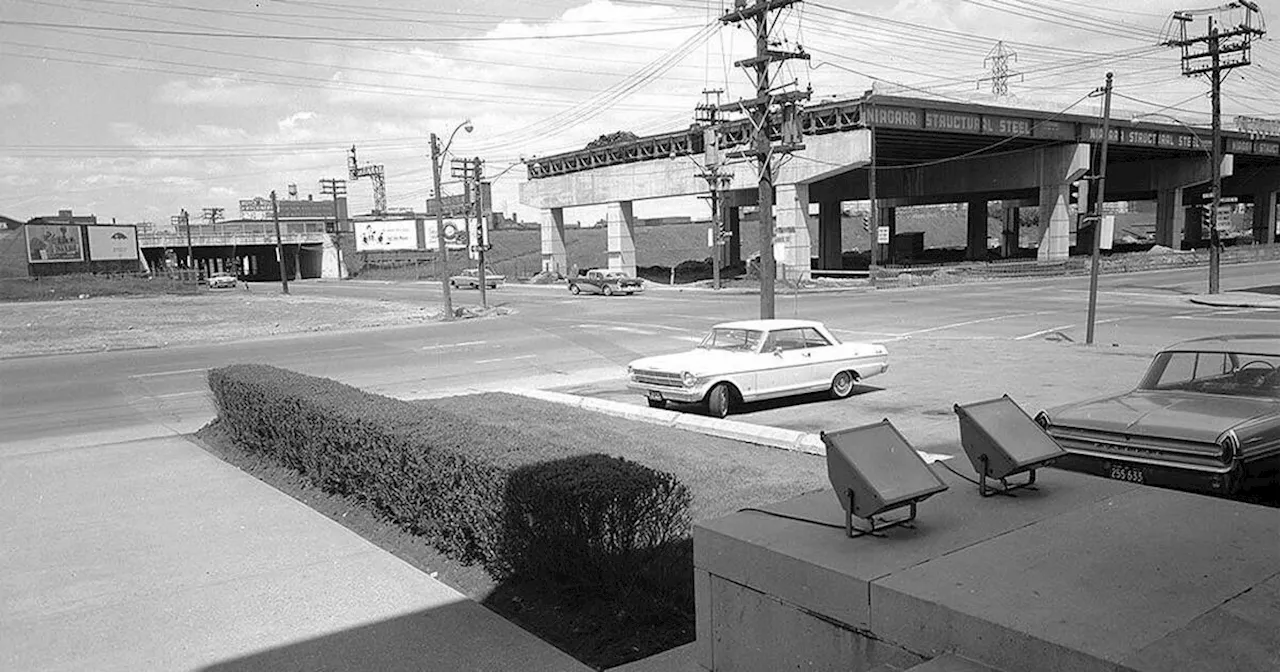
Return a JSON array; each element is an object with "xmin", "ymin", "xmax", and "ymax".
[
  {"xmin": 155, "ymin": 77, "xmax": 277, "ymax": 106},
  {"xmin": 0, "ymin": 83, "xmax": 31, "ymax": 107},
  {"xmin": 278, "ymin": 111, "xmax": 315, "ymax": 132}
]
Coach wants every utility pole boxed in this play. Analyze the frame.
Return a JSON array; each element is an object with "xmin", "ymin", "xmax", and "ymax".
[
  {"xmin": 181, "ymin": 209, "xmax": 191, "ymax": 270},
  {"xmin": 1085, "ymin": 72, "xmax": 1114, "ymax": 346},
  {"xmin": 451, "ymin": 156, "xmax": 484, "ymax": 307},
  {"xmin": 696, "ymin": 89, "xmax": 732, "ymax": 290},
  {"xmin": 431, "ymin": 133, "xmax": 454, "ymax": 321},
  {"xmin": 271, "ymin": 190, "xmax": 289, "ymax": 295},
  {"xmin": 475, "ymin": 159, "xmax": 491, "ymax": 310},
  {"xmin": 1166, "ymin": 2, "xmax": 1266, "ymax": 294},
  {"xmin": 320, "ymin": 178, "xmax": 348, "ymax": 280},
  {"xmin": 719, "ymin": 0, "xmax": 810, "ymax": 319}
]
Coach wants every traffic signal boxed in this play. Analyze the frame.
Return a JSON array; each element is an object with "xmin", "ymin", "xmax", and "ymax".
[{"xmin": 1069, "ymin": 179, "xmax": 1090, "ymax": 211}]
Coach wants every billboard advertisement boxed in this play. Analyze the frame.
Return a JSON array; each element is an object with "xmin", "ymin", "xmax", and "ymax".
[
  {"xmin": 86, "ymin": 225, "xmax": 139, "ymax": 260},
  {"xmin": 422, "ymin": 218, "xmax": 469, "ymax": 251},
  {"xmin": 356, "ymin": 218, "xmax": 420, "ymax": 251},
  {"xmin": 25, "ymin": 224, "xmax": 85, "ymax": 263}
]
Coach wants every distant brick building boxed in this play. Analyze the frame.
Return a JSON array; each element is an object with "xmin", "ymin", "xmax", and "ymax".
[{"xmin": 27, "ymin": 209, "xmax": 97, "ymax": 226}]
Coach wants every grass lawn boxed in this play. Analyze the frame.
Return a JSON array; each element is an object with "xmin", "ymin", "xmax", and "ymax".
[{"xmin": 196, "ymin": 392, "xmax": 827, "ymax": 670}]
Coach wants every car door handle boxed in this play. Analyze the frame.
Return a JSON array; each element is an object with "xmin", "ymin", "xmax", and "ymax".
[{"xmin": 801, "ymin": 352, "xmax": 811, "ymax": 358}]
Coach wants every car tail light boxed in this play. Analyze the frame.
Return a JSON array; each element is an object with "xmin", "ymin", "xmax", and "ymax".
[{"xmin": 1219, "ymin": 431, "xmax": 1240, "ymax": 462}]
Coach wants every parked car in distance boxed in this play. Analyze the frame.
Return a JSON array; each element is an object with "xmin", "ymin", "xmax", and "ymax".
[
  {"xmin": 626, "ymin": 319, "xmax": 889, "ymax": 417},
  {"xmin": 569, "ymin": 269, "xmax": 643, "ymax": 296},
  {"xmin": 1037, "ymin": 335, "xmax": 1280, "ymax": 497},
  {"xmin": 450, "ymin": 268, "xmax": 503, "ymax": 289},
  {"xmin": 207, "ymin": 273, "xmax": 238, "ymax": 289}
]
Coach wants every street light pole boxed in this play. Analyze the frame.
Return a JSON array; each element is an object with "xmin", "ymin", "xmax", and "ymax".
[{"xmin": 430, "ymin": 119, "xmax": 472, "ymax": 321}]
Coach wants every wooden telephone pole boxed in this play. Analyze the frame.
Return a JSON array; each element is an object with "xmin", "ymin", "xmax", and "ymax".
[
  {"xmin": 719, "ymin": 0, "xmax": 810, "ymax": 319},
  {"xmin": 1166, "ymin": 2, "xmax": 1266, "ymax": 294}
]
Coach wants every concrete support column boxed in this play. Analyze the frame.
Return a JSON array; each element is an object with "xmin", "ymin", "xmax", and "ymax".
[
  {"xmin": 775, "ymin": 183, "xmax": 814, "ymax": 282},
  {"xmin": 817, "ymin": 201, "xmax": 842, "ymax": 270},
  {"xmin": 878, "ymin": 205, "xmax": 897, "ymax": 264},
  {"xmin": 606, "ymin": 201, "xmax": 637, "ymax": 277},
  {"xmin": 967, "ymin": 199, "xmax": 988, "ymax": 261},
  {"xmin": 725, "ymin": 206, "xmax": 742, "ymax": 268},
  {"xmin": 540, "ymin": 207, "xmax": 567, "ymax": 275},
  {"xmin": 320, "ymin": 234, "xmax": 347, "ymax": 279},
  {"xmin": 1155, "ymin": 188, "xmax": 1186, "ymax": 250},
  {"xmin": 1185, "ymin": 205, "xmax": 1204, "ymax": 245},
  {"xmin": 1036, "ymin": 144, "xmax": 1090, "ymax": 261},
  {"xmin": 1001, "ymin": 205, "xmax": 1019, "ymax": 258},
  {"xmin": 1253, "ymin": 190, "xmax": 1278, "ymax": 244}
]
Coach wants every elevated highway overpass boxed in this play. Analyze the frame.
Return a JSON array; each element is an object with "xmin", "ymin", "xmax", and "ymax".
[{"xmin": 520, "ymin": 93, "xmax": 1280, "ymax": 280}]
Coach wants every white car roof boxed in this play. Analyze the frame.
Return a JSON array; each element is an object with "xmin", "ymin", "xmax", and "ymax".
[{"xmin": 712, "ymin": 319, "xmax": 825, "ymax": 331}]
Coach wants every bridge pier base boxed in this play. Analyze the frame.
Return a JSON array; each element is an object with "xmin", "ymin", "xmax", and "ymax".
[
  {"xmin": 540, "ymin": 207, "xmax": 567, "ymax": 275},
  {"xmin": 775, "ymin": 183, "xmax": 814, "ymax": 282},
  {"xmin": 1253, "ymin": 190, "xmax": 1277, "ymax": 244},
  {"xmin": 606, "ymin": 201, "xmax": 637, "ymax": 278},
  {"xmin": 1155, "ymin": 188, "xmax": 1188, "ymax": 250},
  {"xmin": 1036, "ymin": 144, "xmax": 1090, "ymax": 262},
  {"xmin": 1001, "ymin": 204, "xmax": 1019, "ymax": 258},
  {"xmin": 967, "ymin": 199, "xmax": 988, "ymax": 261},
  {"xmin": 818, "ymin": 202, "xmax": 842, "ymax": 270}
]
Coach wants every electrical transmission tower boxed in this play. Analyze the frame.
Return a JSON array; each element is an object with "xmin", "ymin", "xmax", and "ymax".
[
  {"xmin": 978, "ymin": 41, "xmax": 1022, "ymax": 97},
  {"xmin": 347, "ymin": 145, "xmax": 387, "ymax": 215},
  {"xmin": 718, "ymin": 0, "xmax": 810, "ymax": 319},
  {"xmin": 1164, "ymin": 1, "xmax": 1266, "ymax": 295}
]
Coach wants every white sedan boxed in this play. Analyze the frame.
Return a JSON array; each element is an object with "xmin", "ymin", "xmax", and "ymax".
[{"xmin": 626, "ymin": 319, "xmax": 889, "ymax": 418}]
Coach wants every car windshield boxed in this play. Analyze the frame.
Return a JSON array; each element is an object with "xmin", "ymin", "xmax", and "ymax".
[
  {"xmin": 1139, "ymin": 350, "xmax": 1280, "ymax": 398},
  {"xmin": 698, "ymin": 328, "xmax": 764, "ymax": 352}
]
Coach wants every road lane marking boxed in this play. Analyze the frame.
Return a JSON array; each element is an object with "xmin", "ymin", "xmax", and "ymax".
[
  {"xmin": 422, "ymin": 340, "xmax": 487, "ymax": 350},
  {"xmin": 1015, "ymin": 324, "xmax": 1075, "ymax": 341},
  {"xmin": 153, "ymin": 391, "xmax": 209, "ymax": 399},
  {"xmin": 474, "ymin": 354, "xmax": 537, "ymax": 364},
  {"xmin": 899, "ymin": 311, "xmax": 1056, "ymax": 337},
  {"xmin": 129, "ymin": 367, "xmax": 208, "ymax": 379},
  {"xmin": 1171, "ymin": 315, "xmax": 1280, "ymax": 322}
]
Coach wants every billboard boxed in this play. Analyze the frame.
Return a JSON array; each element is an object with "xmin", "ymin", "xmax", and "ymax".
[
  {"xmin": 87, "ymin": 225, "xmax": 139, "ymax": 260},
  {"xmin": 422, "ymin": 217, "xmax": 469, "ymax": 251},
  {"xmin": 25, "ymin": 224, "xmax": 85, "ymax": 263},
  {"xmin": 355, "ymin": 218, "xmax": 419, "ymax": 251}
]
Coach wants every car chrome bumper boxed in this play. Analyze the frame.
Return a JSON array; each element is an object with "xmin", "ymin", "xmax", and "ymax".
[
  {"xmin": 626, "ymin": 381, "xmax": 704, "ymax": 403},
  {"xmin": 1052, "ymin": 451, "xmax": 1244, "ymax": 495}
]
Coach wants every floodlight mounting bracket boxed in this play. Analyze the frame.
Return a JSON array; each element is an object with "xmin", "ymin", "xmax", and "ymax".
[
  {"xmin": 977, "ymin": 455, "xmax": 1041, "ymax": 498},
  {"xmin": 844, "ymin": 488, "xmax": 920, "ymax": 538}
]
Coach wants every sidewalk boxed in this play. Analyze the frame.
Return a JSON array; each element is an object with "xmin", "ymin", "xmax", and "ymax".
[{"xmin": 0, "ymin": 432, "xmax": 590, "ymax": 672}]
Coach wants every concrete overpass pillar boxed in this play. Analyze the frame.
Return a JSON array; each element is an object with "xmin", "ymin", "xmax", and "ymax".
[
  {"xmin": 1036, "ymin": 144, "xmax": 1090, "ymax": 261},
  {"xmin": 817, "ymin": 201, "xmax": 842, "ymax": 270},
  {"xmin": 1001, "ymin": 205, "xmax": 1019, "ymax": 258},
  {"xmin": 878, "ymin": 205, "xmax": 897, "ymax": 264},
  {"xmin": 967, "ymin": 199, "xmax": 988, "ymax": 261},
  {"xmin": 1253, "ymin": 190, "xmax": 1278, "ymax": 244},
  {"xmin": 1155, "ymin": 188, "xmax": 1187, "ymax": 249},
  {"xmin": 540, "ymin": 207, "xmax": 567, "ymax": 275},
  {"xmin": 606, "ymin": 201, "xmax": 637, "ymax": 277},
  {"xmin": 1185, "ymin": 204, "xmax": 1204, "ymax": 246},
  {"xmin": 775, "ymin": 183, "xmax": 814, "ymax": 281}
]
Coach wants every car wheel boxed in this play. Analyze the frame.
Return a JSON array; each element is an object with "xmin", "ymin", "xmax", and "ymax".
[
  {"xmin": 830, "ymin": 370, "xmax": 857, "ymax": 399},
  {"xmin": 707, "ymin": 383, "xmax": 733, "ymax": 418},
  {"xmin": 449, "ymin": 281, "xmax": 457, "ymax": 288},
  {"xmin": 647, "ymin": 398, "xmax": 667, "ymax": 409},
  {"xmin": 569, "ymin": 284, "xmax": 581, "ymax": 295},
  {"xmin": 603, "ymin": 285, "xmax": 615, "ymax": 296}
]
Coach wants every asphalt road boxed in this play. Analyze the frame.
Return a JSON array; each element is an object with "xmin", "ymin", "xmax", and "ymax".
[{"xmin": 5, "ymin": 261, "xmax": 1280, "ymax": 458}]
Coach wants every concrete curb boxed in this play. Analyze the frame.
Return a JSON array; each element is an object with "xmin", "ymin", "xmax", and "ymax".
[
  {"xmin": 515, "ymin": 389, "xmax": 827, "ymax": 455},
  {"xmin": 1188, "ymin": 292, "xmax": 1280, "ymax": 309}
]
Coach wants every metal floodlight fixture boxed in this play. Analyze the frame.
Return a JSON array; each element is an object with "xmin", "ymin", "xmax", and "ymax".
[
  {"xmin": 953, "ymin": 395, "xmax": 1067, "ymax": 498},
  {"xmin": 822, "ymin": 419, "xmax": 949, "ymax": 538},
  {"xmin": 463, "ymin": 120, "xmax": 474, "ymax": 134}
]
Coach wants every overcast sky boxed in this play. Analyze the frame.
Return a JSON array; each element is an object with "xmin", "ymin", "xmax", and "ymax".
[{"xmin": 1, "ymin": 0, "xmax": 1277, "ymax": 225}]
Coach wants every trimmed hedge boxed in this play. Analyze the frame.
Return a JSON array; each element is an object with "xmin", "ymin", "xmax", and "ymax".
[{"xmin": 207, "ymin": 364, "xmax": 692, "ymax": 586}]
